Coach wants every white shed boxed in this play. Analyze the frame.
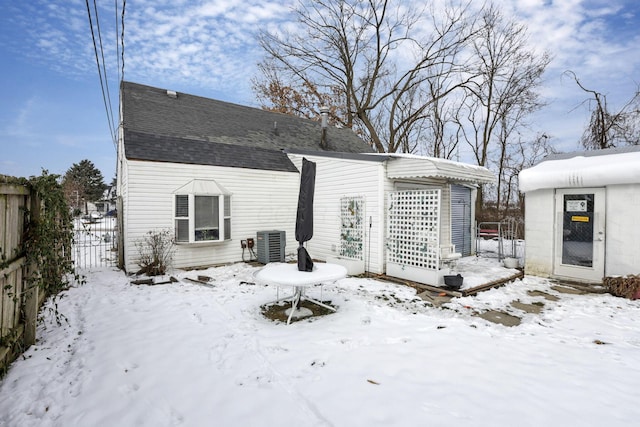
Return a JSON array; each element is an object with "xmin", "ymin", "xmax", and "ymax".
[{"xmin": 519, "ymin": 146, "xmax": 640, "ymax": 283}]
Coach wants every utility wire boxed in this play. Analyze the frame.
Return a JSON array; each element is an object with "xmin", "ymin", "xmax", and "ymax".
[
  {"xmin": 115, "ymin": 0, "xmax": 120, "ymax": 90},
  {"xmin": 121, "ymin": 0, "xmax": 126, "ymax": 83},
  {"xmin": 118, "ymin": 0, "xmax": 126, "ymax": 143},
  {"xmin": 85, "ymin": 0, "xmax": 117, "ymax": 149},
  {"xmin": 114, "ymin": 0, "xmax": 125, "ymax": 145},
  {"xmin": 93, "ymin": 0, "xmax": 117, "ymax": 148}
]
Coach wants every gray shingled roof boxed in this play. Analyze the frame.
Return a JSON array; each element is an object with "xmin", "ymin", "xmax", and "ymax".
[
  {"xmin": 121, "ymin": 81, "xmax": 372, "ymax": 171},
  {"xmin": 124, "ymin": 130, "xmax": 299, "ymax": 172}
]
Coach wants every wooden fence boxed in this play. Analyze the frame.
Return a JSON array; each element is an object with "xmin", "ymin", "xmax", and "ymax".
[{"xmin": 0, "ymin": 179, "xmax": 40, "ymax": 375}]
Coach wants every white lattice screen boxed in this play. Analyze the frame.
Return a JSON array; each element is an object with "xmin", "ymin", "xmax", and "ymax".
[
  {"xmin": 339, "ymin": 196, "xmax": 364, "ymax": 260},
  {"xmin": 387, "ymin": 190, "xmax": 440, "ymax": 271}
]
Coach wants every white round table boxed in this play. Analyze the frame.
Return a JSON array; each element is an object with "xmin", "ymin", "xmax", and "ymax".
[{"xmin": 254, "ymin": 262, "xmax": 348, "ymax": 324}]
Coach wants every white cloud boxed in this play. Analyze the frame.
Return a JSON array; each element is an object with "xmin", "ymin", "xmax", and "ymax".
[{"xmin": 4, "ymin": 0, "xmax": 638, "ymax": 152}]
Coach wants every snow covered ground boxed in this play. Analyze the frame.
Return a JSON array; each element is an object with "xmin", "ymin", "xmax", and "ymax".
[{"xmin": 1, "ymin": 260, "xmax": 640, "ymax": 426}]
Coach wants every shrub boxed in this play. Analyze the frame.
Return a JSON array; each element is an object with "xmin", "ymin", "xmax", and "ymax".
[
  {"xmin": 603, "ymin": 275, "xmax": 640, "ymax": 300},
  {"xmin": 135, "ymin": 229, "xmax": 175, "ymax": 276}
]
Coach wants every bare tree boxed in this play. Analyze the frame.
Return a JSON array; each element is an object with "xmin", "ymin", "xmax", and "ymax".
[
  {"xmin": 512, "ymin": 134, "xmax": 555, "ymax": 218},
  {"xmin": 254, "ymin": 0, "xmax": 479, "ymax": 153},
  {"xmin": 420, "ymin": 63, "xmax": 464, "ymax": 158},
  {"xmin": 458, "ymin": 4, "xmax": 551, "ymax": 213},
  {"xmin": 564, "ymin": 71, "xmax": 640, "ymax": 149},
  {"xmin": 252, "ymin": 59, "xmax": 347, "ymax": 125}
]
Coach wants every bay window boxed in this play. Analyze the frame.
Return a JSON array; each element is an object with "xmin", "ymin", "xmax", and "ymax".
[{"xmin": 174, "ymin": 181, "xmax": 231, "ymax": 243}]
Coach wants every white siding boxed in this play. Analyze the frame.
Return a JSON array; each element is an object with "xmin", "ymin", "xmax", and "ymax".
[
  {"xmin": 288, "ymin": 154, "xmax": 386, "ymax": 274},
  {"xmin": 122, "ymin": 159, "xmax": 299, "ymax": 272},
  {"xmin": 605, "ymin": 184, "xmax": 640, "ymax": 276},
  {"xmin": 525, "ymin": 184, "xmax": 640, "ymax": 280},
  {"xmin": 523, "ymin": 189, "xmax": 555, "ymax": 277}
]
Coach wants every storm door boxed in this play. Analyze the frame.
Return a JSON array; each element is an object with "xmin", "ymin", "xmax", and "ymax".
[
  {"xmin": 554, "ymin": 188, "xmax": 605, "ymax": 282},
  {"xmin": 451, "ymin": 185, "xmax": 472, "ymax": 256}
]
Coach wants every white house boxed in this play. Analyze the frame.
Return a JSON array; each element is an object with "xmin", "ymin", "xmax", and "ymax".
[
  {"xmin": 117, "ymin": 82, "xmax": 494, "ymax": 285},
  {"xmin": 519, "ymin": 146, "xmax": 640, "ymax": 283}
]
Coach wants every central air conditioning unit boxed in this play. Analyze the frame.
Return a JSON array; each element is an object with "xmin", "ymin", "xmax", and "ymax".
[{"xmin": 256, "ymin": 230, "xmax": 286, "ymax": 264}]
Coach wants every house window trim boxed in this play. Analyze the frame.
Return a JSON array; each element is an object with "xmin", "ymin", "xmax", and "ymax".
[{"xmin": 173, "ymin": 193, "xmax": 231, "ymax": 245}]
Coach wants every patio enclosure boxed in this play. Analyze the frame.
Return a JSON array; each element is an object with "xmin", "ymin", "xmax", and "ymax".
[{"xmin": 386, "ymin": 189, "xmax": 441, "ymax": 284}]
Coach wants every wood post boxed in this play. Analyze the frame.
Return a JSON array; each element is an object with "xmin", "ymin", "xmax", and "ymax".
[{"xmin": 23, "ymin": 286, "xmax": 39, "ymax": 346}]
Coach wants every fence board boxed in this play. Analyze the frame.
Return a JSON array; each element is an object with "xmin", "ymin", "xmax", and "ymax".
[
  {"xmin": 0, "ymin": 183, "xmax": 30, "ymax": 196},
  {"xmin": 0, "ymin": 181, "xmax": 33, "ymax": 375},
  {"xmin": 0, "ymin": 193, "xmax": 6, "ymax": 261},
  {"xmin": 1, "ymin": 265, "xmax": 23, "ymax": 339}
]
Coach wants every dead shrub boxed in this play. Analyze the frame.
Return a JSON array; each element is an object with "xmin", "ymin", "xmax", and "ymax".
[
  {"xmin": 603, "ymin": 275, "xmax": 640, "ymax": 300},
  {"xmin": 135, "ymin": 229, "xmax": 175, "ymax": 276}
]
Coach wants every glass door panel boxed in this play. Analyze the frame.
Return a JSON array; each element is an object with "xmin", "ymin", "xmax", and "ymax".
[{"xmin": 561, "ymin": 194, "xmax": 594, "ymax": 267}]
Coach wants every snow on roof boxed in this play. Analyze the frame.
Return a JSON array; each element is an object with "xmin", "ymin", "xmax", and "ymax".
[
  {"xmin": 365, "ymin": 152, "xmax": 495, "ymax": 184},
  {"xmin": 519, "ymin": 146, "xmax": 640, "ymax": 192}
]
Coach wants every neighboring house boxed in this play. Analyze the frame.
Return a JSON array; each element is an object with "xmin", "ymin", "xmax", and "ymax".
[
  {"xmin": 94, "ymin": 185, "xmax": 117, "ymax": 215},
  {"xmin": 519, "ymin": 146, "xmax": 640, "ymax": 283},
  {"xmin": 117, "ymin": 81, "xmax": 493, "ymax": 285}
]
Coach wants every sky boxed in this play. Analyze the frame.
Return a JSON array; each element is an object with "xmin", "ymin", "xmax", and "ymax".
[
  {"xmin": 0, "ymin": 0, "xmax": 639, "ymax": 182},
  {"xmin": 2, "ymin": 257, "xmax": 640, "ymax": 426}
]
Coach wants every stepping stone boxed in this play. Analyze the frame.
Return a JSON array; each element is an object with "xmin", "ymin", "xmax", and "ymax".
[
  {"xmin": 417, "ymin": 290, "xmax": 452, "ymax": 307},
  {"xmin": 511, "ymin": 300, "xmax": 544, "ymax": 314},
  {"xmin": 476, "ymin": 310, "xmax": 521, "ymax": 327},
  {"xmin": 527, "ymin": 290, "xmax": 560, "ymax": 301},
  {"xmin": 551, "ymin": 285, "xmax": 588, "ymax": 295}
]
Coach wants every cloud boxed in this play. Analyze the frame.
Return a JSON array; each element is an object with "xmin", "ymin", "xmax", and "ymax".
[
  {"xmin": 4, "ymin": 97, "xmax": 41, "ymax": 142},
  {"xmin": 118, "ymin": 0, "xmax": 296, "ymax": 94},
  {"xmin": 4, "ymin": 0, "xmax": 638, "ymax": 152}
]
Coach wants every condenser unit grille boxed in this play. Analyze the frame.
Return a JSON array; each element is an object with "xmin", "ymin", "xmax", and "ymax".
[{"xmin": 256, "ymin": 230, "xmax": 286, "ymax": 264}]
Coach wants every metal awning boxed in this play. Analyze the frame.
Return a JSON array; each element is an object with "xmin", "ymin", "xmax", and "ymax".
[
  {"xmin": 382, "ymin": 154, "xmax": 495, "ymax": 184},
  {"xmin": 173, "ymin": 179, "xmax": 231, "ymax": 195}
]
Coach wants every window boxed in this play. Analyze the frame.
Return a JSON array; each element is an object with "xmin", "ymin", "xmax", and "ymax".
[
  {"xmin": 175, "ymin": 195, "xmax": 189, "ymax": 242},
  {"xmin": 174, "ymin": 194, "xmax": 231, "ymax": 243}
]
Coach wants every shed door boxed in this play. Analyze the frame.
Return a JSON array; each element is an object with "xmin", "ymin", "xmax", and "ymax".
[
  {"xmin": 554, "ymin": 188, "xmax": 605, "ymax": 282},
  {"xmin": 451, "ymin": 185, "xmax": 472, "ymax": 256}
]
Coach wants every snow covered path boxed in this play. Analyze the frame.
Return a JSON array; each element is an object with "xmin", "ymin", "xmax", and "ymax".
[{"xmin": 1, "ymin": 263, "xmax": 640, "ymax": 426}]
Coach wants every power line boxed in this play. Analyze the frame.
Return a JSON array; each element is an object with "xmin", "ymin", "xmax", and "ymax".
[
  {"xmin": 93, "ymin": 0, "xmax": 117, "ymax": 147},
  {"xmin": 85, "ymin": 0, "xmax": 117, "ymax": 149},
  {"xmin": 114, "ymin": 0, "xmax": 125, "ymax": 146},
  {"xmin": 121, "ymin": 0, "xmax": 126, "ymax": 84},
  {"xmin": 116, "ymin": 0, "xmax": 126, "ymax": 148},
  {"xmin": 115, "ymin": 0, "xmax": 120, "ymax": 90}
]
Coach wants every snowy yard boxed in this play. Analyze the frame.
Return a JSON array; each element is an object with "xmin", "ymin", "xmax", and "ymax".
[{"xmin": 1, "ymin": 260, "xmax": 640, "ymax": 426}]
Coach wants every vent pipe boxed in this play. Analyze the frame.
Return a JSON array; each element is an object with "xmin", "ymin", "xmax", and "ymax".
[{"xmin": 320, "ymin": 105, "xmax": 329, "ymax": 148}]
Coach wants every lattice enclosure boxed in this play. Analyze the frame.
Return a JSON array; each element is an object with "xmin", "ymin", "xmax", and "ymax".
[
  {"xmin": 387, "ymin": 190, "xmax": 440, "ymax": 270},
  {"xmin": 339, "ymin": 196, "xmax": 364, "ymax": 260}
]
